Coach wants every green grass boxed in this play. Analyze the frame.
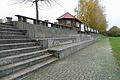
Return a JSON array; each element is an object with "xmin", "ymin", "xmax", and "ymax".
[{"xmin": 109, "ymin": 37, "xmax": 120, "ymax": 65}]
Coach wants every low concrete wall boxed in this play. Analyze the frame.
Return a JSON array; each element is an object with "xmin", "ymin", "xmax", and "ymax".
[
  {"xmin": 36, "ymin": 34, "xmax": 94, "ymax": 48},
  {"xmin": 14, "ymin": 21, "xmax": 78, "ymax": 39},
  {"xmin": 13, "ymin": 21, "xmax": 99, "ymax": 49},
  {"xmin": 48, "ymin": 39, "xmax": 98, "ymax": 59}
]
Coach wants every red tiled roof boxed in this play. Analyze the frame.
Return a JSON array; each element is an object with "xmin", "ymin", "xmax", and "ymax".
[
  {"xmin": 57, "ymin": 12, "xmax": 76, "ymax": 20},
  {"xmin": 57, "ymin": 12, "xmax": 82, "ymax": 23}
]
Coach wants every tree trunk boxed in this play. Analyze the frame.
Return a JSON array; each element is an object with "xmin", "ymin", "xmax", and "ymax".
[{"xmin": 35, "ymin": 0, "xmax": 39, "ymax": 20}]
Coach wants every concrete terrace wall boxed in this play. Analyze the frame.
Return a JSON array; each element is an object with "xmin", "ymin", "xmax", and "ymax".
[
  {"xmin": 38, "ymin": 34, "xmax": 93, "ymax": 48},
  {"xmin": 48, "ymin": 39, "xmax": 98, "ymax": 59},
  {"xmin": 13, "ymin": 15, "xmax": 99, "ymax": 50},
  {"xmin": 14, "ymin": 21, "xmax": 78, "ymax": 39}
]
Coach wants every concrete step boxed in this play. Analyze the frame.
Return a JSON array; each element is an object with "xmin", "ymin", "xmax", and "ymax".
[
  {"xmin": 0, "ymin": 57, "xmax": 58, "ymax": 80},
  {"xmin": 0, "ymin": 24, "xmax": 17, "ymax": 29},
  {"xmin": 0, "ymin": 31, "xmax": 25, "ymax": 35},
  {"xmin": 0, "ymin": 39, "xmax": 36, "ymax": 44},
  {"xmin": 0, "ymin": 54, "xmax": 54, "ymax": 78},
  {"xmin": 0, "ymin": 27, "xmax": 26, "ymax": 33},
  {"xmin": 0, "ymin": 42, "xmax": 37, "ymax": 50},
  {"xmin": 0, "ymin": 24, "xmax": 58, "ymax": 80},
  {"xmin": 0, "ymin": 46, "xmax": 41, "ymax": 58},
  {"xmin": 48, "ymin": 39, "xmax": 96, "ymax": 59},
  {"xmin": 0, "ymin": 35, "xmax": 28, "ymax": 39},
  {"xmin": 0, "ymin": 49, "xmax": 48, "ymax": 66}
]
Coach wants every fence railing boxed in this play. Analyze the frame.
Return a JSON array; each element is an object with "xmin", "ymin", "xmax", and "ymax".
[
  {"xmin": 15, "ymin": 15, "xmax": 98, "ymax": 34},
  {"xmin": 15, "ymin": 15, "xmax": 73, "ymax": 30}
]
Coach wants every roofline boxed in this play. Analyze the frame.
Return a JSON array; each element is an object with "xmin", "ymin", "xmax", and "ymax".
[{"xmin": 57, "ymin": 18, "xmax": 82, "ymax": 23}]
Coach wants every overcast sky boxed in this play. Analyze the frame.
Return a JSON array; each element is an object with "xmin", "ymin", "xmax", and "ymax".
[{"xmin": 0, "ymin": 0, "xmax": 120, "ymax": 29}]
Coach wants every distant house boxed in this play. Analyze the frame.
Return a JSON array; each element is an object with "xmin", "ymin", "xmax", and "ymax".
[{"xmin": 56, "ymin": 12, "xmax": 82, "ymax": 28}]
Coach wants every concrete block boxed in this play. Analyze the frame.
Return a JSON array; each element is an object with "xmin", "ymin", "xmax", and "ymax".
[{"xmin": 48, "ymin": 39, "xmax": 98, "ymax": 59}]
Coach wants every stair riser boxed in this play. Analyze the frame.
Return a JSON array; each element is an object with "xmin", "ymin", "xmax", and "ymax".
[
  {"xmin": 0, "ymin": 52, "xmax": 47, "ymax": 66},
  {"xmin": 0, "ymin": 40, "xmax": 35, "ymax": 44},
  {"xmin": 0, "ymin": 28, "xmax": 26, "ymax": 33},
  {"xmin": 0, "ymin": 47, "xmax": 41, "ymax": 58},
  {"xmin": 0, "ymin": 36, "xmax": 27, "ymax": 39},
  {"xmin": 0, "ymin": 43, "xmax": 37, "ymax": 50},
  {"xmin": 0, "ymin": 25, "xmax": 57, "ymax": 79},
  {"xmin": 17, "ymin": 59, "xmax": 57, "ymax": 80},
  {"xmin": 0, "ymin": 32, "xmax": 24, "ymax": 35},
  {"xmin": 0, "ymin": 56, "xmax": 53, "ymax": 78},
  {"xmin": 0, "ymin": 25, "xmax": 17, "ymax": 29}
]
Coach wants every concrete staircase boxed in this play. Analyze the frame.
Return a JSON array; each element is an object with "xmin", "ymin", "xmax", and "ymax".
[{"xmin": 0, "ymin": 24, "xmax": 58, "ymax": 80}]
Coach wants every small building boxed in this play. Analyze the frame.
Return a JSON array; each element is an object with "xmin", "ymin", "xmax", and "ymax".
[{"xmin": 56, "ymin": 12, "xmax": 82, "ymax": 28}]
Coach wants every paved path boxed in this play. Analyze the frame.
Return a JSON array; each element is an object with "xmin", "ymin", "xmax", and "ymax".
[{"xmin": 23, "ymin": 38, "xmax": 120, "ymax": 80}]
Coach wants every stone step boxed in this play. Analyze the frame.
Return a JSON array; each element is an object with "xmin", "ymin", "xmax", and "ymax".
[
  {"xmin": 0, "ymin": 49, "xmax": 48, "ymax": 66},
  {"xmin": 0, "ymin": 57, "xmax": 58, "ymax": 80},
  {"xmin": 0, "ymin": 24, "xmax": 58, "ymax": 80},
  {"xmin": 0, "ymin": 24, "xmax": 17, "ymax": 29},
  {"xmin": 0, "ymin": 42, "xmax": 37, "ymax": 50},
  {"xmin": 0, "ymin": 27, "xmax": 26, "ymax": 33},
  {"xmin": 0, "ymin": 31, "xmax": 24, "ymax": 35},
  {"xmin": 0, "ymin": 39, "xmax": 36, "ymax": 44},
  {"xmin": 0, "ymin": 46, "xmax": 41, "ymax": 58},
  {"xmin": 0, "ymin": 35, "xmax": 28, "ymax": 39},
  {"xmin": 0, "ymin": 54, "xmax": 54, "ymax": 78},
  {"xmin": 48, "ymin": 39, "xmax": 96, "ymax": 59}
]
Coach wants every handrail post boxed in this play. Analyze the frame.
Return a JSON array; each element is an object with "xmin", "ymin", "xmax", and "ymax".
[
  {"xmin": 33, "ymin": 20, "xmax": 37, "ymax": 24},
  {"xmin": 23, "ymin": 17, "xmax": 27, "ymax": 22},
  {"xmin": 36, "ymin": 20, "xmax": 40, "ymax": 24},
  {"xmin": 18, "ymin": 16, "xmax": 22, "ymax": 22}
]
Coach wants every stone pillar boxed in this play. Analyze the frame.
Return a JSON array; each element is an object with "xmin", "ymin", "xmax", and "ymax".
[
  {"xmin": 84, "ymin": 24, "xmax": 86, "ymax": 33},
  {"xmin": 33, "ymin": 20, "xmax": 37, "ymax": 24},
  {"xmin": 17, "ymin": 16, "xmax": 22, "ymax": 22},
  {"xmin": 79, "ymin": 23, "xmax": 81, "ymax": 33},
  {"xmin": 44, "ymin": 20, "xmax": 49, "ymax": 27},
  {"xmin": 0, "ymin": 19, "xmax": 3, "ymax": 23},
  {"xmin": 23, "ymin": 17, "xmax": 27, "ymax": 22},
  {"xmin": 36, "ymin": 20, "xmax": 40, "ymax": 24}
]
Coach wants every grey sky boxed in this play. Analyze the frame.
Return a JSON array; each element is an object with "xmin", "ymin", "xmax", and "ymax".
[
  {"xmin": 0, "ymin": 0, "xmax": 120, "ymax": 29},
  {"xmin": 101, "ymin": 0, "xmax": 120, "ymax": 29}
]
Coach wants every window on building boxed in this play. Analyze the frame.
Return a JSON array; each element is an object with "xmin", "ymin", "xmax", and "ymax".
[{"xmin": 66, "ymin": 20, "xmax": 71, "ymax": 25}]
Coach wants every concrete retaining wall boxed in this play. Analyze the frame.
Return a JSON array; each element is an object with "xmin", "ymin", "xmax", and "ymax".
[
  {"xmin": 13, "ymin": 21, "xmax": 99, "ymax": 59},
  {"xmin": 37, "ymin": 34, "xmax": 94, "ymax": 48},
  {"xmin": 14, "ymin": 21, "xmax": 78, "ymax": 39},
  {"xmin": 48, "ymin": 39, "xmax": 98, "ymax": 59}
]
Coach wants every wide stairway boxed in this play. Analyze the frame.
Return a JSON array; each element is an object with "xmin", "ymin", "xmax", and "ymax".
[{"xmin": 0, "ymin": 24, "xmax": 58, "ymax": 80}]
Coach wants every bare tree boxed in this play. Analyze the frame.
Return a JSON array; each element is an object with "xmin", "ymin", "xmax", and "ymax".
[{"xmin": 15, "ymin": 0, "xmax": 57, "ymax": 20}]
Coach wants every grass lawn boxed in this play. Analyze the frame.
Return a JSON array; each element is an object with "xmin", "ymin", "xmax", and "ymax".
[{"xmin": 109, "ymin": 37, "xmax": 120, "ymax": 66}]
